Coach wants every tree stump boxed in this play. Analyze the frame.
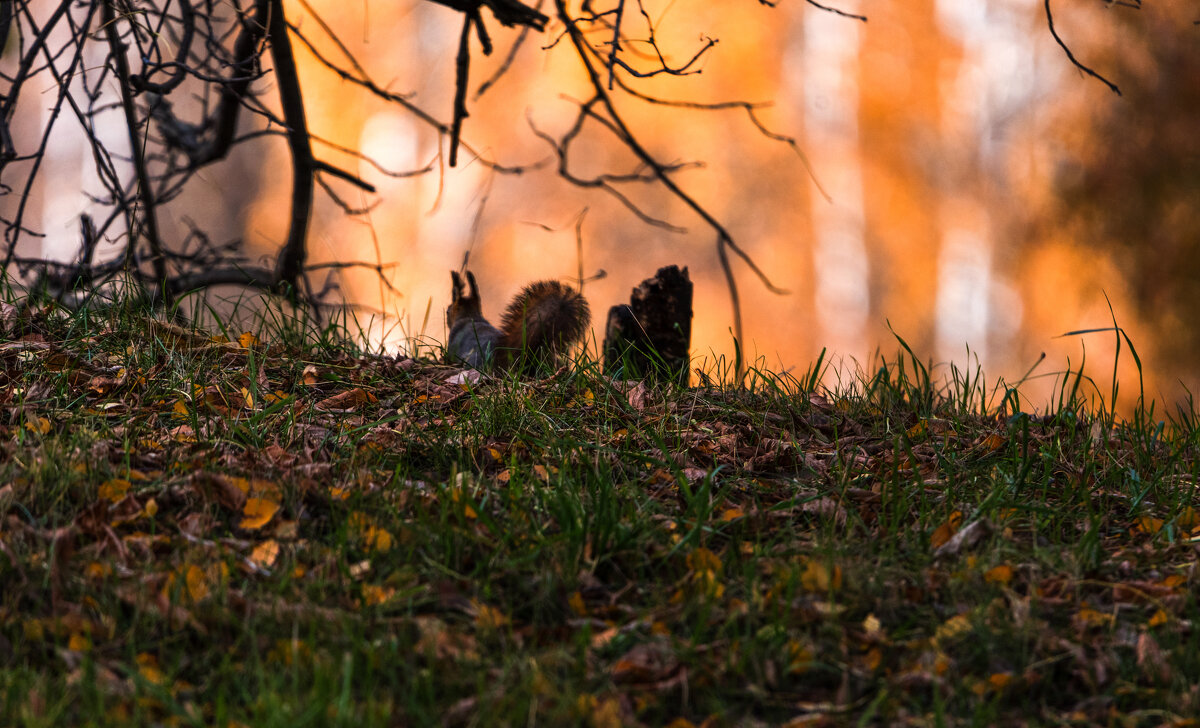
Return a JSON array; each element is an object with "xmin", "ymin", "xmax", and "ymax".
[{"xmin": 603, "ymin": 265, "xmax": 693, "ymax": 385}]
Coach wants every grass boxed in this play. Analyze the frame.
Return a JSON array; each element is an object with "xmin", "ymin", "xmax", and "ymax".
[{"xmin": 2, "ymin": 292, "xmax": 1200, "ymax": 727}]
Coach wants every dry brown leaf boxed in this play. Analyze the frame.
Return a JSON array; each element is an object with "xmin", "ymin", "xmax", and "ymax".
[
  {"xmin": 929, "ymin": 510, "xmax": 964, "ymax": 550},
  {"xmin": 1136, "ymin": 632, "xmax": 1170, "ymax": 683},
  {"xmin": 316, "ymin": 387, "xmax": 376, "ymax": 411},
  {"xmin": 934, "ymin": 518, "xmax": 991, "ymax": 559}
]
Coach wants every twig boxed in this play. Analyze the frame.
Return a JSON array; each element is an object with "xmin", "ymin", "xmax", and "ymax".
[
  {"xmin": 804, "ymin": 0, "xmax": 866, "ymax": 22},
  {"xmin": 475, "ymin": 0, "xmax": 544, "ymax": 99},
  {"xmin": 1044, "ymin": 0, "xmax": 1120, "ymax": 95},
  {"xmin": 129, "ymin": 0, "xmax": 196, "ymax": 94},
  {"xmin": 103, "ymin": 0, "xmax": 169, "ymax": 296},
  {"xmin": 194, "ymin": 0, "xmax": 271, "ymax": 166}
]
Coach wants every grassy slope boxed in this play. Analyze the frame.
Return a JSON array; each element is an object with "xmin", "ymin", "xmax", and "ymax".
[{"xmin": 1, "ymin": 299, "xmax": 1199, "ymax": 727}]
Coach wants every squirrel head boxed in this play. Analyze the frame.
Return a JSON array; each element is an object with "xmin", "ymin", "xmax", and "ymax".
[{"xmin": 447, "ymin": 269, "xmax": 484, "ymax": 326}]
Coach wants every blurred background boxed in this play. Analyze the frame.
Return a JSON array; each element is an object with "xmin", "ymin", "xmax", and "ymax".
[{"xmin": 15, "ymin": 0, "xmax": 1198, "ymax": 412}]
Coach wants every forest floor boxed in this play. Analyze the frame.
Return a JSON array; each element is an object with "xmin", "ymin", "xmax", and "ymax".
[{"xmin": 2, "ymin": 299, "xmax": 1199, "ymax": 727}]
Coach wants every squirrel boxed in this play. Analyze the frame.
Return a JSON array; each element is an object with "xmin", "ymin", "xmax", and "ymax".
[{"xmin": 446, "ymin": 270, "xmax": 590, "ymax": 371}]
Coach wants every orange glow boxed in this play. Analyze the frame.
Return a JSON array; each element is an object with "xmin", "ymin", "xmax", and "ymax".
[{"xmin": 229, "ymin": 0, "xmax": 1196, "ymax": 413}]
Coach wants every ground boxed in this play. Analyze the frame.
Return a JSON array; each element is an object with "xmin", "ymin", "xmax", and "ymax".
[{"xmin": 2, "ymin": 302, "xmax": 1199, "ymax": 726}]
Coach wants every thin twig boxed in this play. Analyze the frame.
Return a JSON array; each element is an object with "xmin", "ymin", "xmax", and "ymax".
[
  {"xmin": 1044, "ymin": 0, "xmax": 1120, "ymax": 95},
  {"xmin": 103, "ymin": 0, "xmax": 169, "ymax": 296}
]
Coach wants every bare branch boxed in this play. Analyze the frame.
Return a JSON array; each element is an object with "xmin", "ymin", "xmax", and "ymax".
[{"xmin": 266, "ymin": 0, "xmax": 313, "ymax": 292}]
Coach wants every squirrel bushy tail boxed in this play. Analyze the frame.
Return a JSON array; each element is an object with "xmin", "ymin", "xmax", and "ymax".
[{"xmin": 447, "ymin": 270, "xmax": 590, "ymax": 371}]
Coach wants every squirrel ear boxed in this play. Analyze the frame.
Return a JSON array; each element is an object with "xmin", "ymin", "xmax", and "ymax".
[
  {"xmin": 451, "ymin": 271, "xmax": 463, "ymax": 300},
  {"xmin": 465, "ymin": 271, "xmax": 479, "ymax": 298}
]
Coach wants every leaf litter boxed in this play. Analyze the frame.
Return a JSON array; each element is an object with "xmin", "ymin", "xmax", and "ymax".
[{"xmin": 1, "ymin": 309, "xmax": 1200, "ymax": 725}]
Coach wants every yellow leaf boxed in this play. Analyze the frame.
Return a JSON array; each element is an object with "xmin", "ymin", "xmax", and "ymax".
[
  {"xmin": 473, "ymin": 601, "xmax": 509, "ymax": 630},
  {"xmin": 979, "ymin": 433, "xmax": 1007, "ymax": 453},
  {"xmin": 363, "ymin": 526, "xmax": 393, "ymax": 553},
  {"xmin": 1159, "ymin": 574, "xmax": 1186, "ymax": 589},
  {"xmin": 1175, "ymin": 506, "xmax": 1200, "ymax": 530},
  {"xmin": 68, "ymin": 632, "xmax": 91, "ymax": 652},
  {"xmin": 237, "ymin": 332, "xmax": 260, "ymax": 349},
  {"xmin": 720, "ymin": 507, "xmax": 745, "ymax": 522},
  {"xmin": 173, "ymin": 399, "xmax": 189, "ymax": 417},
  {"xmin": 930, "ymin": 510, "xmax": 964, "ymax": 549},
  {"xmin": 24, "ymin": 416, "xmax": 50, "ymax": 435},
  {"xmin": 568, "ymin": 591, "xmax": 588, "ymax": 616},
  {"xmin": 136, "ymin": 653, "xmax": 166, "ymax": 685},
  {"xmin": 984, "ymin": 564, "xmax": 1014, "ymax": 584},
  {"xmin": 98, "ymin": 479, "xmax": 131, "ymax": 502},
  {"xmin": 240, "ymin": 497, "xmax": 280, "ymax": 530},
  {"xmin": 590, "ymin": 696, "xmax": 622, "ymax": 728},
  {"xmin": 142, "ymin": 498, "xmax": 158, "ymax": 518},
  {"xmin": 85, "ymin": 561, "xmax": 112, "ymax": 580},
  {"xmin": 907, "ymin": 420, "xmax": 928, "ymax": 438},
  {"xmin": 862, "ymin": 613, "xmax": 883, "ymax": 637},
  {"xmin": 687, "ymin": 547, "xmax": 722, "ymax": 574},
  {"xmin": 363, "ymin": 584, "xmax": 395, "ymax": 606},
  {"xmin": 988, "ymin": 672, "xmax": 1014, "ymax": 690},
  {"xmin": 934, "ymin": 614, "xmax": 972, "ymax": 645},
  {"xmin": 694, "ymin": 568, "xmax": 725, "ymax": 599},
  {"xmin": 1148, "ymin": 608, "xmax": 1169, "ymax": 628},
  {"xmin": 786, "ymin": 640, "xmax": 814, "ymax": 675},
  {"xmin": 933, "ymin": 651, "xmax": 953, "ymax": 676},
  {"xmin": 184, "ymin": 564, "xmax": 210, "ymax": 602},
  {"xmin": 241, "ymin": 386, "xmax": 254, "ymax": 410},
  {"xmin": 799, "ymin": 559, "xmax": 841, "ymax": 593},
  {"xmin": 863, "ymin": 646, "xmax": 883, "ymax": 671},
  {"xmin": 249, "ymin": 540, "xmax": 280, "ymax": 569},
  {"xmin": 1136, "ymin": 516, "xmax": 1165, "ymax": 535},
  {"xmin": 1074, "ymin": 606, "xmax": 1113, "ymax": 628}
]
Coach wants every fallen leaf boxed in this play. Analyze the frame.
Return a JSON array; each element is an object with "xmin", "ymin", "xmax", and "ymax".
[
  {"xmin": 1136, "ymin": 516, "xmax": 1165, "ymax": 535},
  {"xmin": 98, "ymin": 479, "xmax": 131, "ymax": 502},
  {"xmin": 687, "ymin": 547, "xmax": 722, "ymax": 574},
  {"xmin": 984, "ymin": 564, "xmax": 1014, "ymax": 584},
  {"xmin": 249, "ymin": 540, "xmax": 280, "ymax": 570},
  {"xmin": 240, "ymin": 498, "xmax": 280, "ymax": 530},
  {"xmin": 363, "ymin": 584, "xmax": 396, "ymax": 606},
  {"xmin": 472, "ymin": 600, "xmax": 509, "ymax": 630},
  {"xmin": 799, "ymin": 559, "xmax": 842, "ymax": 593},
  {"xmin": 315, "ymin": 387, "xmax": 376, "ymax": 412},
  {"xmin": 934, "ymin": 614, "xmax": 972, "ymax": 645},
  {"xmin": 934, "ymin": 518, "xmax": 992, "ymax": 559},
  {"xmin": 930, "ymin": 510, "xmax": 964, "ymax": 550},
  {"xmin": 136, "ymin": 653, "xmax": 167, "ymax": 685}
]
